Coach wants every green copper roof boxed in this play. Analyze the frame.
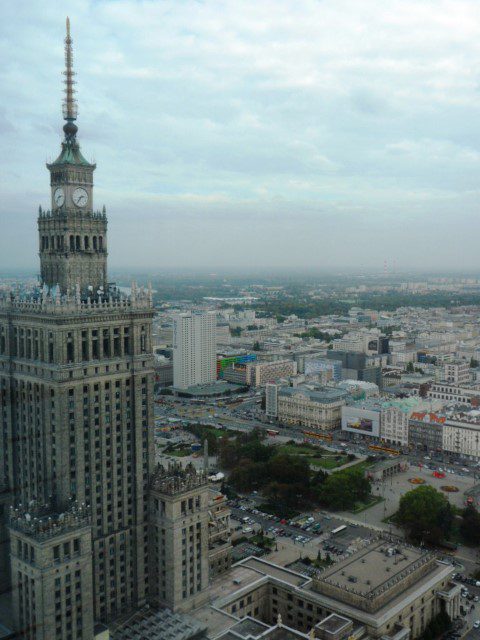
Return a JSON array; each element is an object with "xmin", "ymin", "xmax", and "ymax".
[{"xmin": 49, "ymin": 140, "xmax": 93, "ymax": 167}]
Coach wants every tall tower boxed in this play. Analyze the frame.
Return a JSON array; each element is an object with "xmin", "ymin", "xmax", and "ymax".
[
  {"xmin": 39, "ymin": 18, "xmax": 107, "ymax": 296},
  {"xmin": 0, "ymin": 19, "xmax": 155, "ymax": 639}
]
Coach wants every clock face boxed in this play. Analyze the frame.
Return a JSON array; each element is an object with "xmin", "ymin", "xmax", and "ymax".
[
  {"xmin": 72, "ymin": 187, "xmax": 88, "ymax": 207},
  {"xmin": 53, "ymin": 187, "xmax": 65, "ymax": 207}
]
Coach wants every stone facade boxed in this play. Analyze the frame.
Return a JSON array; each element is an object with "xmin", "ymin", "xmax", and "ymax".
[
  {"xmin": 149, "ymin": 464, "xmax": 210, "ymax": 613},
  {"xmin": 0, "ymin": 23, "xmax": 156, "ymax": 638}
]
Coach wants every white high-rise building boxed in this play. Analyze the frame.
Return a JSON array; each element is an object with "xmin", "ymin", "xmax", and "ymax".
[{"xmin": 173, "ymin": 311, "xmax": 217, "ymax": 389}]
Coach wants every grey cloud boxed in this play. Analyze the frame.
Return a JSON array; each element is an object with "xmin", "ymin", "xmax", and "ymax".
[{"xmin": 1, "ymin": 0, "xmax": 480, "ymax": 272}]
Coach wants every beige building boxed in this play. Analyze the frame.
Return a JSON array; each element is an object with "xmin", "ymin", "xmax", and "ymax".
[
  {"xmin": 444, "ymin": 361, "xmax": 470, "ymax": 385},
  {"xmin": 428, "ymin": 382, "xmax": 480, "ymax": 404},
  {"xmin": 246, "ymin": 359, "xmax": 297, "ymax": 387},
  {"xmin": 192, "ymin": 539, "xmax": 461, "ymax": 640},
  {"xmin": 442, "ymin": 416, "xmax": 480, "ymax": 460},
  {"xmin": 274, "ymin": 386, "xmax": 347, "ymax": 431}
]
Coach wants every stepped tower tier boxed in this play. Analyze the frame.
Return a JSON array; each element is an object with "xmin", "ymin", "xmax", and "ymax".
[{"xmin": 39, "ymin": 17, "xmax": 107, "ymax": 296}]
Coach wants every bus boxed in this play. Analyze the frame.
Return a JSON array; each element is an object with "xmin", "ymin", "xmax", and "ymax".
[
  {"xmin": 303, "ymin": 431, "xmax": 333, "ymax": 442},
  {"xmin": 368, "ymin": 444, "xmax": 400, "ymax": 456},
  {"xmin": 266, "ymin": 429, "xmax": 279, "ymax": 436},
  {"xmin": 331, "ymin": 525, "xmax": 347, "ymax": 536}
]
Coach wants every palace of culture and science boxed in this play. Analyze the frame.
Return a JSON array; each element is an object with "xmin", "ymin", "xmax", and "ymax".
[{"xmin": 0, "ymin": 20, "xmax": 231, "ymax": 640}]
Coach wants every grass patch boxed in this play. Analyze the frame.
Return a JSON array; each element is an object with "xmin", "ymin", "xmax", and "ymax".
[
  {"xmin": 186, "ymin": 424, "xmax": 237, "ymax": 439},
  {"xmin": 277, "ymin": 443, "xmax": 329, "ymax": 456},
  {"xmin": 276, "ymin": 443, "xmax": 350, "ymax": 470},
  {"xmin": 164, "ymin": 445, "xmax": 191, "ymax": 457},
  {"xmin": 310, "ymin": 456, "xmax": 349, "ymax": 470}
]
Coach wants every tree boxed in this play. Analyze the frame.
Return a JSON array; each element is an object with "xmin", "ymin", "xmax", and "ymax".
[
  {"xmin": 316, "ymin": 468, "xmax": 371, "ymax": 510},
  {"xmin": 460, "ymin": 504, "xmax": 480, "ymax": 545},
  {"xmin": 396, "ymin": 486, "xmax": 453, "ymax": 545},
  {"xmin": 229, "ymin": 461, "xmax": 266, "ymax": 492},
  {"xmin": 406, "ymin": 361, "xmax": 415, "ymax": 373},
  {"xmin": 253, "ymin": 341, "xmax": 261, "ymax": 351},
  {"xmin": 471, "ymin": 357, "xmax": 479, "ymax": 369},
  {"xmin": 230, "ymin": 327, "xmax": 242, "ymax": 337}
]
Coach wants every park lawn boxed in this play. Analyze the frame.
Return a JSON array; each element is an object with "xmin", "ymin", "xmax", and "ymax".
[
  {"xmin": 277, "ymin": 443, "xmax": 328, "ymax": 456},
  {"xmin": 187, "ymin": 424, "xmax": 238, "ymax": 439},
  {"xmin": 310, "ymin": 456, "xmax": 349, "ymax": 470},
  {"xmin": 276, "ymin": 443, "xmax": 350, "ymax": 470},
  {"xmin": 165, "ymin": 446, "xmax": 192, "ymax": 457}
]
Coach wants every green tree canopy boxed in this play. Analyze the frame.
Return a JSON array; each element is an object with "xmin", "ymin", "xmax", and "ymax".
[
  {"xmin": 460, "ymin": 504, "xmax": 480, "ymax": 545},
  {"xmin": 396, "ymin": 485, "xmax": 453, "ymax": 545},
  {"xmin": 316, "ymin": 468, "xmax": 370, "ymax": 510}
]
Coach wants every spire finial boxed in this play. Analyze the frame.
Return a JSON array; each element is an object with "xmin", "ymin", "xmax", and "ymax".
[{"xmin": 62, "ymin": 17, "xmax": 78, "ymax": 141}]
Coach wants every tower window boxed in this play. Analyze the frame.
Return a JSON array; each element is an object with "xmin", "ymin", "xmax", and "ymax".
[
  {"xmin": 70, "ymin": 235, "xmax": 74, "ymax": 251},
  {"xmin": 84, "ymin": 236, "xmax": 89, "ymax": 250}
]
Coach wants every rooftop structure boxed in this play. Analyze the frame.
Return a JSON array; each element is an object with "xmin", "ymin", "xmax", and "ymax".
[
  {"xmin": 9, "ymin": 503, "xmax": 90, "ymax": 541},
  {"xmin": 150, "ymin": 463, "xmax": 208, "ymax": 496},
  {"xmin": 312, "ymin": 541, "xmax": 434, "ymax": 613},
  {"xmin": 191, "ymin": 537, "xmax": 461, "ymax": 640},
  {"xmin": 110, "ymin": 606, "xmax": 207, "ymax": 640}
]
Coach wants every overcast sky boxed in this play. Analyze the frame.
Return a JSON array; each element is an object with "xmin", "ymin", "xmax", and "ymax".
[{"xmin": 1, "ymin": 0, "xmax": 480, "ymax": 273}]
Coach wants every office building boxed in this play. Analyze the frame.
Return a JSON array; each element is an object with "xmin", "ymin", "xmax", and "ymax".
[
  {"xmin": 327, "ymin": 351, "xmax": 382, "ymax": 388},
  {"xmin": 173, "ymin": 311, "xmax": 217, "ymax": 390}
]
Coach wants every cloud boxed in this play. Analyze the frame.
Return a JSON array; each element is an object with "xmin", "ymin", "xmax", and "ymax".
[{"xmin": 1, "ymin": 0, "xmax": 480, "ymax": 271}]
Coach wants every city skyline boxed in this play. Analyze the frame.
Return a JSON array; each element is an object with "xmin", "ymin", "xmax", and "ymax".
[{"xmin": 1, "ymin": 1, "xmax": 480, "ymax": 271}]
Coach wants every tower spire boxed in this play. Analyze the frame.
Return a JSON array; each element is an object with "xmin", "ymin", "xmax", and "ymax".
[{"xmin": 62, "ymin": 17, "xmax": 78, "ymax": 142}]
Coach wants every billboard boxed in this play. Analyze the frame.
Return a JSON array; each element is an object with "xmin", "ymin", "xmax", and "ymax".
[
  {"xmin": 346, "ymin": 418, "xmax": 374, "ymax": 433},
  {"xmin": 342, "ymin": 407, "xmax": 380, "ymax": 437}
]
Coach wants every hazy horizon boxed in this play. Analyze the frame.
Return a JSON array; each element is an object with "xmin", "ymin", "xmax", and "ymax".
[{"xmin": 2, "ymin": 1, "xmax": 480, "ymax": 271}]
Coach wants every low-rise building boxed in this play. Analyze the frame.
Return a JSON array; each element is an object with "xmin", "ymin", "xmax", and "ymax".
[
  {"xmin": 342, "ymin": 402, "xmax": 382, "ymax": 438},
  {"xmin": 380, "ymin": 398, "xmax": 432, "ymax": 448},
  {"xmin": 442, "ymin": 413, "xmax": 480, "ymax": 460},
  {"xmin": 247, "ymin": 359, "xmax": 298, "ymax": 387},
  {"xmin": 274, "ymin": 385, "xmax": 348, "ymax": 431},
  {"xmin": 408, "ymin": 412, "xmax": 445, "ymax": 453},
  {"xmin": 428, "ymin": 382, "xmax": 480, "ymax": 405},
  {"xmin": 191, "ymin": 539, "xmax": 461, "ymax": 640},
  {"xmin": 444, "ymin": 361, "xmax": 470, "ymax": 385}
]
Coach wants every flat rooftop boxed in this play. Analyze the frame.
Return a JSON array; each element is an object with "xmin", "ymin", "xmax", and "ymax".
[
  {"xmin": 316, "ymin": 613, "xmax": 351, "ymax": 634},
  {"xmin": 317, "ymin": 541, "xmax": 428, "ymax": 597},
  {"xmin": 241, "ymin": 557, "xmax": 308, "ymax": 587},
  {"xmin": 208, "ymin": 564, "xmax": 268, "ymax": 603}
]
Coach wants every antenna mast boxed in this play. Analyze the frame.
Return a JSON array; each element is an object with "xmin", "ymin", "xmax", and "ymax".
[{"xmin": 62, "ymin": 18, "xmax": 78, "ymax": 141}]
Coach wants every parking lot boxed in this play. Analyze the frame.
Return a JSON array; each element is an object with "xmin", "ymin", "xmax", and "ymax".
[{"xmin": 230, "ymin": 502, "xmax": 376, "ymax": 559}]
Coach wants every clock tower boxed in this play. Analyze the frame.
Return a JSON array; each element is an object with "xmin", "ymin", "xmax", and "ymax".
[{"xmin": 39, "ymin": 17, "xmax": 107, "ymax": 297}]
